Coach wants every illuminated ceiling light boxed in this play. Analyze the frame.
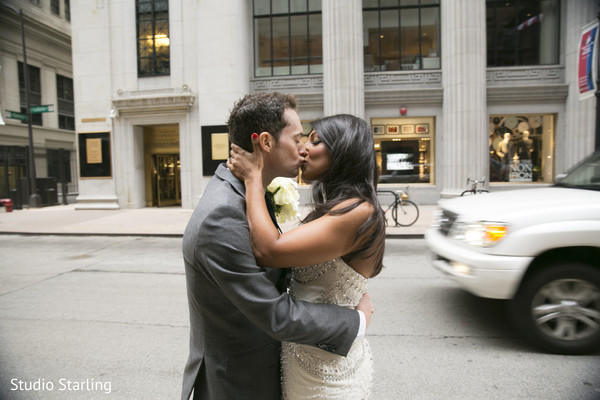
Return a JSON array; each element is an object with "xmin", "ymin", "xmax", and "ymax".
[{"xmin": 147, "ymin": 34, "xmax": 170, "ymax": 47}]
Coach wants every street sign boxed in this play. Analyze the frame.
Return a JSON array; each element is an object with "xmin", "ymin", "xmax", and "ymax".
[
  {"xmin": 5, "ymin": 110, "xmax": 27, "ymax": 122},
  {"xmin": 30, "ymin": 104, "xmax": 54, "ymax": 113}
]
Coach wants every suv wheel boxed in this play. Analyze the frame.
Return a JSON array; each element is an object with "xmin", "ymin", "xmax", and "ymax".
[{"xmin": 510, "ymin": 262, "xmax": 600, "ymax": 354}]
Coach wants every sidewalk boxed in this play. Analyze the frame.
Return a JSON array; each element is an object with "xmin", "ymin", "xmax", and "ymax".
[{"xmin": 0, "ymin": 203, "xmax": 436, "ymax": 237}]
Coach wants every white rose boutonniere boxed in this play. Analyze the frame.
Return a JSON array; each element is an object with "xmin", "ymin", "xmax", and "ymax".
[{"xmin": 266, "ymin": 177, "xmax": 300, "ymax": 224}]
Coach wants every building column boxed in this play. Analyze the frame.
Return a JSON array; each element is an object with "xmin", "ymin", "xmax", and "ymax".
[
  {"xmin": 440, "ymin": 0, "xmax": 487, "ymax": 197},
  {"xmin": 322, "ymin": 0, "xmax": 364, "ymax": 118},
  {"xmin": 562, "ymin": 0, "xmax": 597, "ymax": 172}
]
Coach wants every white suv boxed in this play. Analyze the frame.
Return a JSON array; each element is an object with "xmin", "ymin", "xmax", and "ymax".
[{"xmin": 425, "ymin": 151, "xmax": 600, "ymax": 354}]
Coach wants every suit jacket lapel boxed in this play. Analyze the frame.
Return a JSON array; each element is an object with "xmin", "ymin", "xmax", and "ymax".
[{"xmin": 264, "ymin": 192, "xmax": 282, "ymax": 233}]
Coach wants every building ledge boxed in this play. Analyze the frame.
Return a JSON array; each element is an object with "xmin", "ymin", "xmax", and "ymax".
[
  {"xmin": 75, "ymin": 195, "xmax": 120, "ymax": 210},
  {"xmin": 112, "ymin": 86, "xmax": 195, "ymax": 116},
  {"xmin": 487, "ymin": 84, "xmax": 569, "ymax": 103}
]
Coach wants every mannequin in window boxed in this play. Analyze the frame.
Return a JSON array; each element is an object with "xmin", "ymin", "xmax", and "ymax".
[
  {"xmin": 496, "ymin": 132, "xmax": 512, "ymax": 181},
  {"xmin": 496, "ymin": 132, "xmax": 511, "ymax": 160},
  {"xmin": 516, "ymin": 131, "xmax": 534, "ymax": 161}
]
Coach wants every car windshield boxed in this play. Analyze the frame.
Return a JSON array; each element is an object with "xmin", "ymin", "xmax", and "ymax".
[{"xmin": 555, "ymin": 151, "xmax": 600, "ymax": 191}]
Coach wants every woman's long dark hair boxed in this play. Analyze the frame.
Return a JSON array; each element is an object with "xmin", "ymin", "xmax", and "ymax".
[{"xmin": 302, "ymin": 114, "xmax": 386, "ymax": 277}]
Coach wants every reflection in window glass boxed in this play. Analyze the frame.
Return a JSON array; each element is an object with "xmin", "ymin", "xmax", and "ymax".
[
  {"xmin": 254, "ymin": 0, "xmax": 270, "ymax": 15},
  {"xmin": 253, "ymin": 0, "xmax": 322, "ymax": 77},
  {"xmin": 489, "ymin": 114, "xmax": 554, "ymax": 183},
  {"xmin": 372, "ymin": 117, "xmax": 434, "ymax": 184},
  {"xmin": 272, "ymin": 16, "xmax": 291, "ymax": 76},
  {"xmin": 486, "ymin": 0, "xmax": 560, "ymax": 66},
  {"xmin": 363, "ymin": 0, "xmax": 440, "ymax": 72}
]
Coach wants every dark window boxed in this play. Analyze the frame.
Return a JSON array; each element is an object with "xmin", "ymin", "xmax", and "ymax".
[
  {"xmin": 253, "ymin": 0, "xmax": 323, "ymax": 77},
  {"xmin": 47, "ymin": 148, "xmax": 72, "ymax": 184},
  {"xmin": 51, "ymin": 0, "xmax": 60, "ymax": 15},
  {"xmin": 65, "ymin": 0, "xmax": 70, "ymax": 21},
  {"xmin": 136, "ymin": 0, "xmax": 170, "ymax": 77},
  {"xmin": 487, "ymin": 0, "xmax": 560, "ymax": 66},
  {"xmin": 56, "ymin": 75, "xmax": 75, "ymax": 131},
  {"xmin": 18, "ymin": 62, "xmax": 42, "ymax": 126},
  {"xmin": 363, "ymin": 0, "xmax": 441, "ymax": 72}
]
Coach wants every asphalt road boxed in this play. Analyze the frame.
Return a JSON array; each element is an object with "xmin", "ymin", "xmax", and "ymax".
[{"xmin": 0, "ymin": 235, "xmax": 598, "ymax": 399}]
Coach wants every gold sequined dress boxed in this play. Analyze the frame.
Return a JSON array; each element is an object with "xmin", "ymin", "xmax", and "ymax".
[{"xmin": 281, "ymin": 258, "xmax": 373, "ymax": 399}]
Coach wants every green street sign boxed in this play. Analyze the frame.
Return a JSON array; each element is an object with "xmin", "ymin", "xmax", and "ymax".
[
  {"xmin": 30, "ymin": 104, "xmax": 54, "ymax": 113},
  {"xmin": 5, "ymin": 111, "xmax": 27, "ymax": 122}
]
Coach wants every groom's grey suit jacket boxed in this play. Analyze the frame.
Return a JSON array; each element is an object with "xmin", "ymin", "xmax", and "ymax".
[{"xmin": 181, "ymin": 164, "xmax": 359, "ymax": 400}]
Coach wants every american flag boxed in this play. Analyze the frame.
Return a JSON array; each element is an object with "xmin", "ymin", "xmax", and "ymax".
[{"xmin": 517, "ymin": 13, "xmax": 544, "ymax": 31}]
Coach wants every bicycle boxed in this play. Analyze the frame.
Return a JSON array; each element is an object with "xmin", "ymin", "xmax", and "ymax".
[
  {"xmin": 460, "ymin": 177, "xmax": 489, "ymax": 196},
  {"xmin": 376, "ymin": 187, "xmax": 420, "ymax": 227}
]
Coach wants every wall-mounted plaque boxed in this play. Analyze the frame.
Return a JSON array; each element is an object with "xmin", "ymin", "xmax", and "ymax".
[
  {"xmin": 211, "ymin": 133, "xmax": 229, "ymax": 160},
  {"xmin": 202, "ymin": 125, "xmax": 229, "ymax": 176},
  {"xmin": 78, "ymin": 131, "xmax": 112, "ymax": 178}
]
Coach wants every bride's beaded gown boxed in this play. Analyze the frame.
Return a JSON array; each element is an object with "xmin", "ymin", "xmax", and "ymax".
[{"xmin": 281, "ymin": 258, "xmax": 373, "ymax": 399}]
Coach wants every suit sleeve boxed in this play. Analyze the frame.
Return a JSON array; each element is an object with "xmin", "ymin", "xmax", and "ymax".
[{"xmin": 194, "ymin": 202, "xmax": 359, "ymax": 357}]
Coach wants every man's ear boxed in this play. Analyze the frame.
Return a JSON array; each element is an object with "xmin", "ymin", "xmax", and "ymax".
[{"xmin": 257, "ymin": 131, "xmax": 274, "ymax": 152}]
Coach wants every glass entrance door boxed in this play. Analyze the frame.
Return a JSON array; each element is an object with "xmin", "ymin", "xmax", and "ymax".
[{"xmin": 154, "ymin": 154, "xmax": 181, "ymax": 207}]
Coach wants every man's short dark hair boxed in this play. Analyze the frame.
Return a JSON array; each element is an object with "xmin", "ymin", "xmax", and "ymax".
[{"xmin": 227, "ymin": 92, "xmax": 297, "ymax": 152}]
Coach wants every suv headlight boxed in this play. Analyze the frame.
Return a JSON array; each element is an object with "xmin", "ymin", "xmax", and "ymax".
[{"xmin": 449, "ymin": 221, "xmax": 508, "ymax": 247}]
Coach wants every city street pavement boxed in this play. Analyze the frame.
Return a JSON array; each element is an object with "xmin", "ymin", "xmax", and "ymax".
[
  {"xmin": 0, "ymin": 203, "xmax": 437, "ymax": 237},
  {"xmin": 1, "ymin": 236, "xmax": 598, "ymax": 400}
]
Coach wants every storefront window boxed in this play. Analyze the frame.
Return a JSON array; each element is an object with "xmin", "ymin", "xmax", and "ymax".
[
  {"xmin": 363, "ymin": 0, "xmax": 440, "ymax": 72},
  {"xmin": 371, "ymin": 117, "xmax": 434, "ymax": 184},
  {"xmin": 489, "ymin": 114, "xmax": 554, "ymax": 183}
]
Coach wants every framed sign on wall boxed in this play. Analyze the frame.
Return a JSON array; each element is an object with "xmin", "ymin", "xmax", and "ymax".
[
  {"xmin": 202, "ymin": 125, "xmax": 229, "ymax": 176},
  {"xmin": 78, "ymin": 131, "xmax": 112, "ymax": 178}
]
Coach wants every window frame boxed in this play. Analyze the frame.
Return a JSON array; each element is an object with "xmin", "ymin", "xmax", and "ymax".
[
  {"xmin": 136, "ymin": 0, "xmax": 171, "ymax": 77},
  {"xmin": 51, "ymin": 0, "xmax": 60, "ymax": 16},
  {"xmin": 486, "ymin": 0, "xmax": 560, "ymax": 67},
  {"xmin": 56, "ymin": 74, "xmax": 75, "ymax": 131},
  {"xmin": 18, "ymin": 62, "xmax": 42, "ymax": 126},
  {"xmin": 362, "ymin": 0, "xmax": 441, "ymax": 72},
  {"xmin": 253, "ymin": 0, "xmax": 323, "ymax": 77}
]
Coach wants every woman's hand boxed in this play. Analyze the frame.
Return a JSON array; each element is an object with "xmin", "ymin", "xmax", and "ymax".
[
  {"xmin": 226, "ymin": 134, "xmax": 263, "ymax": 183},
  {"xmin": 356, "ymin": 292, "xmax": 374, "ymax": 329}
]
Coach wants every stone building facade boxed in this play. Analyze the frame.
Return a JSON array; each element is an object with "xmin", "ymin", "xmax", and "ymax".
[
  {"xmin": 69, "ymin": 0, "xmax": 598, "ymax": 209},
  {"xmin": 0, "ymin": 0, "xmax": 76, "ymax": 208}
]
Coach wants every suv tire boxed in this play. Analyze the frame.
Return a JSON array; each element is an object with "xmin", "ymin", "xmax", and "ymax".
[{"xmin": 509, "ymin": 262, "xmax": 600, "ymax": 354}]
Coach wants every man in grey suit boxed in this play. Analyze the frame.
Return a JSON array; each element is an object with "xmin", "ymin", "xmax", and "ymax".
[{"xmin": 181, "ymin": 92, "xmax": 372, "ymax": 400}]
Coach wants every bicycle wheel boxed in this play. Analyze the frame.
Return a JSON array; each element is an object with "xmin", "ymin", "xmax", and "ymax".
[
  {"xmin": 376, "ymin": 191, "xmax": 397, "ymax": 226},
  {"xmin": 394, "ymin": 200, "xmax": 419, "ymax": 226}
]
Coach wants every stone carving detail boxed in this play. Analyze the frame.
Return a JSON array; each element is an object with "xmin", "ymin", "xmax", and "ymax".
[
  {"xmin": 487, "ymin": 66, "xmax": 563, "ymax": 85},
  {"xmin": 250, "ymin": 67, "xmax": 563, "ymax": 99},
  {"xmin": 113, "ymin": 85, "xmax": 195, "ymax": 115},
  {"xmin": 252, "ymin": 77, "xmax": 324, "ymax": 92},
  {"xmin": 252, "ymin": 71, "xmax": 441, "ymax": 93},
  {"xmin": 364, "ymin": 72, "xmax": 441, "ymax": 87}
]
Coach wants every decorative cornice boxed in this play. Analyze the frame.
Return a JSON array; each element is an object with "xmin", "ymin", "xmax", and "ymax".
[
  {"xmin": 486, "ymin": 66, "xmax": 564, "ymax": 86},
  {"xmin": 365, "ymin": 71, "xmax": 442, "ymax": 89},
  {"xmin": 112, "ymin": 86, "xmax": 195, "ymax": 116},
  {"xmin": 365, "ymin": 87, "xmax": 443, "ymax": 105},
  {"xmin": 487, "ymin": 84, "xmax": 569, "ymax": 103},
  {"xmin": 251, "ymin": 76, "xmax": 323, "ymax": 92},
  {"xmin": 249, "ymin": 66, "xmax": 566, "ymax": 106},
  {"xmin": 294, "ymin": 92, "xmax": 324, "ymax": 107}
]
